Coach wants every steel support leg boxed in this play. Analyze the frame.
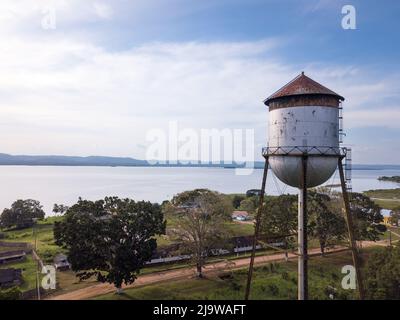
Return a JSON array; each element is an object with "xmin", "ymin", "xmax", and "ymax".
[
  {"xmin": 244, "ymin": 156, "xmax": 269, "ymax": 300},
  {"xmin": 338, "ymin": 157, "xmax": 365, "ymax": 300}
]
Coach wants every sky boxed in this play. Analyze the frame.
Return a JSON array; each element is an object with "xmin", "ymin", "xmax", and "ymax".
[{"xmin": 0, "ymin": 0, "xmax": 399, "ymax": 164}]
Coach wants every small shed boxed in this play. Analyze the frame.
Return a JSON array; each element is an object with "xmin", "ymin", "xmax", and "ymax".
[
  {"xmin": 0, "ymin": 268, "xmax": 22, "ymax": 288},
  {"xmin": 54, "ymin": 254, "xmax": 70, "ymax": 271},
  {"xmin": 0, "ymin": 250, "xmax": 26, "ymax": 265}
]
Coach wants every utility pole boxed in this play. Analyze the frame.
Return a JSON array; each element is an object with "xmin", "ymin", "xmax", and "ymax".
[{"xmin": 33, "ymin": 219, "xmax": 41, "ymax": 300}]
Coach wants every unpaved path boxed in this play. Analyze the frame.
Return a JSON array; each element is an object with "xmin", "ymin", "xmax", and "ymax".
[
  {"xmin": 371, "ymin": 197, "xmax": 400, "ymax": 202},
  {"xmin": 48, "ymin": 240, "xmax": 387, "ymax": 300},
  {"xmin": 49, "ymin": 246, "xmax": 346, "ymax": 300}
]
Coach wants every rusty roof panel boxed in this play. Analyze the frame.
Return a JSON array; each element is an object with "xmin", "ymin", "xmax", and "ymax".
[{"xmin": 264, "ymin": 72, "xmax": 344, "ymax": 105}]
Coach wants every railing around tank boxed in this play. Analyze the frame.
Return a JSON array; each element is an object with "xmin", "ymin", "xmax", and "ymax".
[{"xmin": 262, "ymin": 146, "xmax": 347, "ymax": 157}]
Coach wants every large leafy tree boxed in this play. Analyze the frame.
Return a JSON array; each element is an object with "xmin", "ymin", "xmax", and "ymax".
[
  {"xmin": 308, "ymin": 191, "xmax": 346, "ymax": 255},
  {"xmin": 54, "ymin": 197, "xmax": 165, "ymax": 292},
  {"xmin": 364, "ymin": 246, "xmax": 400, "ymax": 299},
  {"xmin": 169, "ymin": 189, "xmax": 231, "ymax": 278},
  {"xmin": 259, "ymin": 194, "xmax": 297, "ymax": 260},
  {"xmin": 350, "ymin": 193, "xmax": 386, "ymax": 241},
  {"xmin": 0, "ymin": 199, "xmax": 45, "ymax": 229}
]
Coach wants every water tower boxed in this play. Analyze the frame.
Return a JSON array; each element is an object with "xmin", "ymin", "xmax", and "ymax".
[{"xmin": 245, "ymin": 72, "xmax": 364, "ymax": 300}]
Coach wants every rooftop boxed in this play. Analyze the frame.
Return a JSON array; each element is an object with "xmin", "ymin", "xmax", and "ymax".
[
  {"xmin": 264, "ymin": 72, "xmax": 344, "ymax": 106},
  {"xmin": 0, "ymin": 268, "xmax": 22, "ymax": 283},
  {"xmin": 232, "ymin": 210, "xmax": 249, "ymax": 217}
]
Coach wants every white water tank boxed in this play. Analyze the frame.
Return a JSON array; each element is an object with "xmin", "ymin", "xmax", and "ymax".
[{"xmin": 264, "ymin": 72, "xmax": 344, "ymax": 188}]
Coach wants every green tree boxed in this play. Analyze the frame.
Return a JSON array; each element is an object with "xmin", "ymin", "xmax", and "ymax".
[
  {"xmin": 308, "ymin": 192, "xmax": 346, "ymax": 255},
  {"xmin": 54, "ymin": 197, "xmax": 165, "ymax": 293},
  {"xmin": 239, "ymin": 196, "xmax": 258, "ymax": 214},
  {"xmin": 170, "ymin": 189, "xmax": 231, "ymax": 278},
  {"xmin": 364, "ymin": 246, "xmax": 400, "ymax": 299},
  {"xmin": 350, "ymin": 193, "xmax": 386, "ymax": 241},
  {"xmin": 232, "ymin": 195, "xmax": 245, "ymax": 209},
  {"xmin": 0, "ymin": 199, "xmax": 45, "ymax": 229},
  {"xmin": 52, "ymin": 203, "xmax": 69, "ymax": 215},
  {"xmin": 259, "ymin": 195, "xmax": 297, "ymax": 261}
]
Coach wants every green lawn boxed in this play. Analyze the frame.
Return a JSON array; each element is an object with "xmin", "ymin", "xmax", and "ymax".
[
  {"xmin": 371, "ymin": 199, "xmax": 400, "ymax": 210},
  {"xmin": 1, "ymin": 217, "xmax": 65, "ymax": 263},
  {"xmin": 364, "ymin": 188, "xmax": 400, "ymax": 199},
  {"xmin": 95, "ymin": 250, "xmax": 362, "ymax": 300},
  {"xmin": 158, "ymin": 214, "xmax": 255, "ymax": 248},
  {"xmin": 363, "ymin": 189, "xmax": 400, "ymax": 210}
]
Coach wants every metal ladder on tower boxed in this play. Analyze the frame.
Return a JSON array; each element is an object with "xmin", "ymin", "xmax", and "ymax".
[
  {"xmin": 345, "ymin": 148, "xmax": 352, "ymax": 194},
  {"xmin": 339, "ymin": 101, "xmax": 352, "ymax": 193},
  {"xmin": 338, "ymin": 102, "xmax": 345, "ymax": 144}
]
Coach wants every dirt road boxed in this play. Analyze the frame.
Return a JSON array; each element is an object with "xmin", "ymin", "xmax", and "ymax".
[{"xmin": 49, "ymin": 246, "xmax": 350, "ymax": 300}]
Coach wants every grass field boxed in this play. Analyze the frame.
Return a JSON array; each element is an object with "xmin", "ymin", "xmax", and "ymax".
[
  {"xmin": 1, "ymin": 216, "xmax": 65, "ymax": 263},
  {"xmin": 95, "ymin": 250, "xmax": 367, "ymax": 300},
  {"xmin": 364, "ymin": 189, "xmax": 400, "ymax": 210},
  {"xmin": 371, "ymin": 199, "xmax": 400, "ymax": 210},
  {"xmin": 364, "ymin": 188, "xmax": 400, "ymax": 199}
]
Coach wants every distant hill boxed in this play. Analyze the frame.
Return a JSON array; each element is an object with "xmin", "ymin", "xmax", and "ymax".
[
  {"xmin": 0, "ymin": 153, "xmax": 242, "ymax": 168},
  {"xmin": 352, "ymin": 164, "xmax": 400, "ymax": 170},
  {"xmin": 0, "ymin": 153, "xmax": 398, "ymax": 170},
  {"xmin": 0, "ymin": 153, "xmax": 148, "ymax": 166}
]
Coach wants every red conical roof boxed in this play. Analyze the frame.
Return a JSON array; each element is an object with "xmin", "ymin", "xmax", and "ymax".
[{"xmin": 264, "ymin": 72, "xmax": 344, "ymax": 106}]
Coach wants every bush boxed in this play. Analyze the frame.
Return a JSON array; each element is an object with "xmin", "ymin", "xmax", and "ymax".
[
  {"xmin": 267, "ymin": 283, "xmax": 279, "ymax": 296},
  {"xmin": 331, "ymin": 272, "xmax": 339, "ymax": 281},
  {"xmin": 232, "ymin": 195, "xmax": 245, "ymax": 209},
  {"xmin": 229, "ymin": 280, "xmax": 242, "ymax": 291},
  {"xmin": 261, "ymin": 265, "xmax": 270, "ymax": 272},
  {"xmin": 0, "ymin": 287, "xmax": 22, "ymax": 300},
  {"xmin": 268, "ymin": 262, "xmax": 279, "ymax": 273},
  {"xmin": 38, "ymin": 248, "xmax": 59, "ymax": 263},
  {"xmin": 364, "ymin": 246, "xmax": 400, "ymax": 299},
  {"xmin": 281, "ymin": 271, "xmax": 289, "ymax": 281}
]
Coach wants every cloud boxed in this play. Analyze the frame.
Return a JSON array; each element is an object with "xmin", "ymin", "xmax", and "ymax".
[
  {"xmin": 0, "ymin": 36, "xmax": 398, "ymax": 159},
  {"xmin": 345, "ymin": 108, "xmax": 400, "ymax": 129},
  {"xmin": 93, "ymin": 2, "xmax": 113, "ymax": 20},
  {"xmin": 0, "ymin": 1, "xmax": 398, "ymax": 163}
]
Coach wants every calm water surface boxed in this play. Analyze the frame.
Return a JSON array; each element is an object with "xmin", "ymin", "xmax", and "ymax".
[{"xmin": 0, "ymin": 166, "xmax": 399, "ymax": 214}]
